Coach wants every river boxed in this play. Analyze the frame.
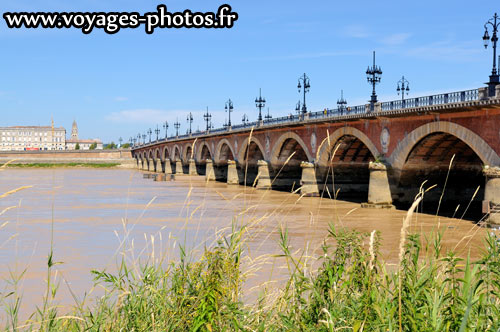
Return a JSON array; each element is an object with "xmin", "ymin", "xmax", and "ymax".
[{"xmin": 0, "ymin": 168, "xmax": 491, "ymax": 318}]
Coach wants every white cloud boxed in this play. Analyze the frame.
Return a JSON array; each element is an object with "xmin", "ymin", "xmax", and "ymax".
[
  {"xmin": 114, "ymin": 96, "xmax": 129, "ymax": 102},
  {"xmin": 380, "ymin": 33, "xmax": 411, "ymax": 45},
  {"xmin": 341, "ymin": 25, "xmax": 370, "ymax": 38}
]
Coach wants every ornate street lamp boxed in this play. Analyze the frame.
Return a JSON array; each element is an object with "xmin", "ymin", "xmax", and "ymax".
[
  {"xmin": 147, "ymin": 128, "xmax": 152, "ymax": 143},
  {"xmin": 366, "ymin": 51, "xmax": 382, "ymax": 111},
  {"xmin": 225, "ymin": 99, "xmax": 233, "ymax": 127},
  {"xmin": 242, "ymin": 114, "xmax": 249, "ymax": 126},
  {"xmin": 174, "ymin": 119, "xmax": 181, "ymax": 137},
  {"xmin": 163, "ymin": 121, "xmax": 169, "ymax": 139},
  {"xmin": 337, "ymin": 90, "xmax": 347, "ymax": 115},
  {"xmin": 137, "ymin": 133, "xmax": 141, "ymax": 145},
  {"xmin": 204, "ymin": 107, "xmax": 212, "ymax": 131},
  {"xmin": 295, "ymin": 100, "xmax": 302, "ymax": 116},
  {"xmin": 142, "ymin": 133, "xmax": 147, "ymax": 145},
  {"xmin": 264, "ymin": 107, "xmax": 272, "ymax": 121},
  {"xmin": 397, "ymin": 76, "xmax": 410, "ymax": 103},
  {"xmin": 255, "ymin": 88, "xmax": 266, "ymax": 121},
  {"xmin": 483, "ymin": 13, "xmax": 500, "ymax": 97},
  {"xmin": 154, "ymin": 125, "xmax": 160, "ymax": 141},
  {"xmin": 186, "ymin": 112, "xmax": 193, "ymax": 135},
  {"xmin": 297, "ymin": 73, "xmax": 310, "ymax": 114}
]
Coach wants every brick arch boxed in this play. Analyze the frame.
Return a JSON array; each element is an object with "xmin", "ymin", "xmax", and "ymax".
[
  {"xmin": 183, "ymin": 142, "xmax": 194, "ymax": 161},
  {"xmin": 196, "ymin": 141, "xmax": 213, "ymax": 162},
  {"xmin": 316, "ymin": 127, "xmax": 380, "ymax": 167},
  {"xmin": 172, "ymin": 145, "xmax": 182, "ymax": 161},
  {"xmin": 389, "ymin": 121, "xmax": 500, "ymax": 172},
  {"xmin": 270, "ymin": 131, "xmax": 313, "ymax": 165},
  {"xmin": 238, "ymin": 137, "xmax": 267, "ymax": 164},
  {"xmin": 162, "ymin": 146, "xmax": 170, "ymax": 161},
  {"xmin": 214, "ymin": 138, "xmax": 237, "ymax": 163}
]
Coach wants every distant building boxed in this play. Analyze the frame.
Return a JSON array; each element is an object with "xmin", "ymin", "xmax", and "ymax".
[
  {"xmin": 0, "ymin": 122, "xmax": 66, "ymax": 151},
  {"xmin": 65, "ymin": 120, "xmax": 103, "ymax": 150}
]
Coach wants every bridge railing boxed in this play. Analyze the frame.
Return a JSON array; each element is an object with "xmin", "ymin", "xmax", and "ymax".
[
  {"xmin": 380, "ymin": 89, "xmax": 478, "ymax": 111},
  {"xmin": 133, "ymin": 88, "xmax": 480, "ymax": 148}
]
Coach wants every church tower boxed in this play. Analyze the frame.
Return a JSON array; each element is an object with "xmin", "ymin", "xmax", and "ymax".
[{"xmin": 71, "ymin": 120, "xmax": 78, "ymax": 140}]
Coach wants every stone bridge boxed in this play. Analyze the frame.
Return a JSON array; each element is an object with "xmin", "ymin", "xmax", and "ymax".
[{"xmin": 132, "ymin": 86, "xmax": 500, "ymax": 225}]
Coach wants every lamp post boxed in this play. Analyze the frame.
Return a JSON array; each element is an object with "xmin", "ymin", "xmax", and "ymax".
[
  {"xmin": 297, "ymin": 73, "xmax": 310, "ymax": 115},
  {"xmin": 397, "ymin": 76, "xmax": 410, "ymax": 104},
  {"xmin": 119, "ymin": 137, "xmax": 123, "ymax": 147},
  {"xmin": 147, "ymin": 128, "xmax": 152, "ymax": 143},
  {"xmin": 129, "ymin": 137, "xmax": 133, "ymax": 146},
  {"xmin": 137, "ymin": 133, "xmax": 141, "ymax": 145},
  {"xmin": 295, "ymin": 100, "xmax": 302, "ymax": 116},
  {"xmin": 225, "ymin": 99, "xmax": 233, "ymax": 127},
  {"xmin": 242, "ymin": 114, "xmax": 249, "ymax": 126},
  {"xmin": 366, "ymin": 51, "xmax": 382, "ymax": 111},
  {"xmin": 337, "ymin": 90, "xmax": 347, "ymax": 115},
  {"xmin": 154, "ymin": 125, "xmax": 160, "ymax": 141},
  {"xmin": 203, "ymin": 107, "xmax": 212, "ymax": 131},
  {"xmin": 142, "ymin": 133, "xmax": 147, "ymax": 145},
  {"xmin": 264, "ymin": 107, "xmax": 272, "ymax": 121},
  {"xmin": 163, "ymin": 121, "xmax": 169, "ymax": 139},
  {"xmin": 255, "ymin": 88, "xmax": 266, "ymax": 121},
  {"xmin": 483, "ymin": 13, "xmax": 500, "ymax": 97},
  {"xmin": 174, "ymin": 119, "xmax": 181, "ymax": 137},
  {"xmin": 186, "ymin": 112, "xmax": 193, "ymax": 135}
]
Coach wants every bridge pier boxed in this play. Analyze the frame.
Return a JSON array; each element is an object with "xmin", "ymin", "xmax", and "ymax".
[
  {"xmin": 300, "ymin": 162, "xmax": 319, "ymax": 196},
  {"xmin": 189, "ymin": 159, "xmax": 197, "ymax": 175},
  {"xmin": 227, "ymin": 160, "xmax": 239, "ymax": 184},
  {"xmin": 361, "ymin": 162, "xmax": 394, "ymax": 209},
  {"xmin": 205, "ymin": 159, "xmax": 216, "ymax": 181},
  {"xmin": 155, "ymin": 159, "xmax": 161, "ymax": 173},
  {"xmin": 256, "ymin": 160, "xmax": 272, "ymax": 190},
  {"xmin": 175, "ymin": 160, "xmax": 183, "ymax": 174},
  {"xmin": 164, "ymin": 159, "xmax": 172, "ymax": 174},
  {"xmin": 484, "ymin": 166, "xmax": 500, "ymax": 226}
]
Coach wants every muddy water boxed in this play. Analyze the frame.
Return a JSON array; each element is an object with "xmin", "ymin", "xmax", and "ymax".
[{"xmin": 0, "ymin": 168, "xmax": 491, "ymax": 318}]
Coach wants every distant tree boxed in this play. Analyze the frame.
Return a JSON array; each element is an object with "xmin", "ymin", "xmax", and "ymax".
[
  {"xmin": 105, "ymin": 142, "xmax": 117, "ymax": 150},
  {"xmin": 89, "ymin": 142, "xmax": 97, "ymax": 150},
  {"xmin": 121, "ymin": 143, "xmax": 131, "ymax": 149},
  {"xmin": 75, "ymin": 143, "xmax": 80, "ymax": 150}
]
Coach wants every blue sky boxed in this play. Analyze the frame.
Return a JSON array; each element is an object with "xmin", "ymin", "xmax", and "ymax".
[{"xmin": 0, "ymin": 0, "xmax": 497, "ymax": 143}]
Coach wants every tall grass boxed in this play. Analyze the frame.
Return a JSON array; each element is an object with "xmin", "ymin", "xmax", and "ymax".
[{"xmin": 1, "ymin": 216, "xmax": 499, "ymax": 330}]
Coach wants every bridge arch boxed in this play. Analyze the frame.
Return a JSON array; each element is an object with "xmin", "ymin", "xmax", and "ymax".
[
  {"xmin": 162, "ymin": 146, "xmax": 170, "ymax": 161},
  {"xmin": 214, "ymin": 138, "xmax": 236, "ymax": 164},
  {"xmin": 389, "ymin": 121, "xmax": 500, "ymax": 172},
  {"xmin": 183, "ymin": 143, "xmax": 194, "ymax": 162},
  {"xmin": 196, "ymin": 141, "xmax": 213, "ymax": 162},
  {"xmin": 316, "ymin": 127, "xmax": 380, "ymax": 167},
  {"xmin": 238, "ymin": 137, "xmax": 266, "ymax": 164},
  {"xmin": 172, "ymin": 145, "xmax": 182, "ymax": 161},
  {"xmin": 270, "ymin": 132, "xmax": 313, "ymax": 165}
]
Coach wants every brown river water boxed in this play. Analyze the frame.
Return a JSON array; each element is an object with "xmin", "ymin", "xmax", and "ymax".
[{"xmin": 0, "ymin": 168, "xmax": 493, "ymax": 318}]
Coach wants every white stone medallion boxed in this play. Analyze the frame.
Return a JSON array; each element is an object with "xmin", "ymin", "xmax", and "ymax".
[
  {"xmin": 311, "ymin": 132, "xmax": 317, "ymax": 153},
  {"xmin": 380, "ymin": 127, "xmax": 390, "ymax": 154}
]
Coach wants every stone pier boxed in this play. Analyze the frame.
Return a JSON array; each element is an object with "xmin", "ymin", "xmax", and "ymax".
[
  {"xmin": 189, "ymin": 159, "xmax": 197, "ymax": 175},
  {"xmin": 155, "ymin": 159, "xmax": 161, "ymax": 173},
  {"xmin": 164, "ymin": 159, "xmax": 172, "ymax": 174},
  {"xmin": 484, "ymin": 166, "xmax": 500, "ymax": 226},
  {"xmin": 175, "ymin": 160, "xmax": 183, "ymax": 174},
  {"xmin": 300, "ymin": 162, "xmax": 319, "ymax": 196},
  {"xmin": 205, "ymin": 159, "xmax": 216, "ymax": 181},
  {"xmin": 256, "ymin": 160, "xmax": 272, "ymax": 190},
  {"xmin": 361, "ymin": 162, "xmax": 394, "ymax": 209},
  {"xmin": 227, "ymin": 160, "xmax": 239, "ymax": 184}
]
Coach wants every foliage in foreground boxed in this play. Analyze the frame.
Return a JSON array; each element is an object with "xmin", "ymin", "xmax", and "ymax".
[{"xmin": 2, "ymin": 223, "xmax": 500, "ymax": 331}]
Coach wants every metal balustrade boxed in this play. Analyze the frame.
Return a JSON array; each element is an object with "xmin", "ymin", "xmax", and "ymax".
[{"xmin": 133, "ymin": 88, "xmax": 480, "ymax": 147}]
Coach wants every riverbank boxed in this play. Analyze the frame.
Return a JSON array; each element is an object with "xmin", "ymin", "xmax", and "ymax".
[{"xmin": 0, "ymin": 149, "xmax": 135, "ymax": 168}]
